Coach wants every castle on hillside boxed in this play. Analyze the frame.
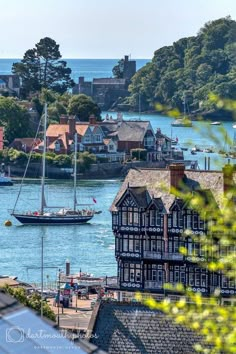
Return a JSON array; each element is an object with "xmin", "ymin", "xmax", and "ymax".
[{"xmin": 72, "ymin": 55, "xmax": 136, "ymax": 110}]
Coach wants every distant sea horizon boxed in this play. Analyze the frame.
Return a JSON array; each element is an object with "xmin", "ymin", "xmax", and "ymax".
[{"xmin": 0, "ymin": 58, "xmax": 150, "ymax": 82}]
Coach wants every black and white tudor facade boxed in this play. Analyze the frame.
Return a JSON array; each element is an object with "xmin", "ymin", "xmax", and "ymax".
[{"xmin": 110, "ymin": 163, "xmax": 236, "ymax": 299}]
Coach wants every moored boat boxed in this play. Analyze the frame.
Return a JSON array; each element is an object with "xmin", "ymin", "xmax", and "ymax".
[
  {"xmin": 11, "ymin": 104, "xmax": 97, "ymax": 225},
  {"xmin": 0, "ymin": 175, "xmax": 13, "ymax": 186},
  {"xmin": 210, "ymin": 121, "xmax": 221, "ymax": 125}
]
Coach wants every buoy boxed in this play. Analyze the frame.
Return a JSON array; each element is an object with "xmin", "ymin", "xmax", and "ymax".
[{"xmin": 4, "ymin": 220, "xmax": 12, "ymax": 227}]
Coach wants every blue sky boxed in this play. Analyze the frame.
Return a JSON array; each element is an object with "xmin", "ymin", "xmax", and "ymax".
[{"xmin": 1, "ymin": 0, "xmax": 236, "ymax": 59}]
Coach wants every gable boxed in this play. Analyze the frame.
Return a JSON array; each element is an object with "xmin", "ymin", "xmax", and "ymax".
[{"xmin": 116, "ymin": 190, "xmax": 139, "ymax": 208}]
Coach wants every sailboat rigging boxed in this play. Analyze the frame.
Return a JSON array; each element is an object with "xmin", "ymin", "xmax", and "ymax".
[{"xmin": 11, "ymin": 103, "xmax": 95, "ymax": 225}]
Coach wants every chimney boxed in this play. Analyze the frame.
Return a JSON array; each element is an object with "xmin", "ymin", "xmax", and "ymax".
[
  {"xmin": 89, "ymin": 114, "xmax": 96, "ymax": 125},
  {"xmin": 169, "ymin": 163, "xmax": 185, "ymax": 190},
  {"xmin": 223, "ymin": 164, "xmax": 234, "ymax": 194},
  {"xmin": 60, "ymin": 115, "xmax": 68, "ymax": 125},
  {"xmin": 68, "ymin": 116, "xmax": 76, "ymax": 138}
]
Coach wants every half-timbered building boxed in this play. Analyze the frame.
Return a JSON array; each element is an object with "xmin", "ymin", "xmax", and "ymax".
[{"xmin": 110, "ymin": 163, "xmax": 236, "ymax": 300}]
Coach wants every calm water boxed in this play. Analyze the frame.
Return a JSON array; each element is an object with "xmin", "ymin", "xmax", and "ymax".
[
  {"xmin": 102, "ymin": 111, "xmax": 236, "ymax": 171},
  {"xmin": 0, "ymin": 58, "xmax": 235, "ymax": 284},
  {"xmin": 0, "ymin": 179, "xmax": 121, "ymax": 283}
]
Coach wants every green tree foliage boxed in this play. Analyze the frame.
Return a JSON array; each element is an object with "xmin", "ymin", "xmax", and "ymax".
[
  {"xmin": 77, "ymin": 151, "xmax": 96, "ymax": 172},
  {"xmin": 12, "ymin": 37, "xmax": 75, "ymax": 97},
  {"xmin": 128, "ymin": 17, "xmax": 236, "ymax": 114},
  {"xmin": 4, "ymin": 285, "xmax": 56, "ymax": 322},
  {"xmin": 112, "ymin": 58, "xmax": 125, "ymax": 78},
  {"xmin": 68, "ymin": 94, "xmax": 101, "ymax": 121},
  {"xmin": 0, "ymin": 97, "xmax": 32, "ymax": 143}
]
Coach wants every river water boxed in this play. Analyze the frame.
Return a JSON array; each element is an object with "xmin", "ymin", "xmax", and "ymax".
[
  {"xmin": 1, "ymin": 112, "xmax": 235, "ymax": 284},
  {"xmin": 0, "ymin": 179, "xmax": 121, "ymax": 284}
]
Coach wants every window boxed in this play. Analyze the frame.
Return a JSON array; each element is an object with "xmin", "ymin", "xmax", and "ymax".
[
  {"xmin": 179, "ymin": 211, "xmax": 183, "ymax": 227},
  {"xmin": 174, "ymin": 238, "xmax": 179, "ymax": 253},
  {"xmin": 186, "ymin": 211, "xmax": 192, "ymax": 228},
  {"xmin": 123, "ymin": 237, "xmax": 128, "ymax": 252},
  {"xmin": 201, "ymin": 274, "xmax": 207, "ymax": 287},
  {"xmin": 133, "ymin": 209, "xmax": 139, "ymax": 225},
  {"xmin": 135, "ymin": 239, "xmax": 140, "ymax": 252},
  {"xmin": 109, "ymin": 144, "xmax": 114, "ymax": 151},
  {"xmin": 84, "ymin": 135, "xmax": 91, "ymax": 143},
  {"xmin": 152, "ymin": 269, "xmax": 157, "ymax": 281},
  {"xmin": 150, "ymin": 210, "xmax": 155, "ymax": 226},
  {"xmin": 124, "ymin": 267, "xmax": 129, "ymax": 281},
  {"xmin": 122, "ymin": 211, "xmax": 127, "ymax": 225},
  {"xmin": 193, "ymin": 213, "xmax": 199, "ymax": 229},
  {"xmin": 95, "ymin": 134, "xmax": 101, "ymax": 143},
  {"xmin": 189, "ymin": 273, "xmax": 194, "ymax": 286},
  {"xmin": 173, "ymin": 211, "xmax": 177, "ymax": 227}
]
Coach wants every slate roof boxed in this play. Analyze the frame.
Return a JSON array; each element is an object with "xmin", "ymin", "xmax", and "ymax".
[
  {"xmin": 110, "ymin": 167, "xmax": 236, "ymax": 212},
  {"xmin": 116, "ymin": 121, "xmax": 150, "ymax": 142},
  {"xmin": 90, "ymin": 302, "xmax": 205, "ymax": 354}
]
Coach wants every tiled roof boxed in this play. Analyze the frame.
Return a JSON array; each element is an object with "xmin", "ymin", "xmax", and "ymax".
[
  {"xmin": 110, "ymin": 167, "xmax": 235, "ymax": 212},
  {"xmin": 90, "ymin": 302, "xmax": 205, "ymax": 354},
  {"xmin": 47, "ymin": 124, "xmax": 89, "ymax": 138}
]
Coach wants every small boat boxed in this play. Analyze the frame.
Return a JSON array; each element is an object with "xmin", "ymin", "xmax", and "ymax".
[
  {"xmin": 0, "ymin": 174, "xmax": 13, "ymax": 186},
  {"xmin": 171, "ymin": 118, "xmax": 192, "ymax": 127},
  {"xmin": 171, "ymin": 93, "xmax": 192, "ymax": 127},
  {"xmin": 211, "ymin": 122, "xmax": 221, "ymax": 126},
  {"xmin": 180, "ymin": 147, "xmax": 188, "ymax": 151},
  {"xmin": 191, "ymin": 148, "xmax": 197, "ymax": 155},
  {"xmin": 11, "ymin": 103, "xmax": 96, "ymax": 225},
  {"xmin": 233, "ymin": 124, "xmax": 236, "ymax": 129}
]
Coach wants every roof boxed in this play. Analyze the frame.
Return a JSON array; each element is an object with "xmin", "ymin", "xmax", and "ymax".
[
  {"xmin": 110, "ymin": 167, "xmax": 235, "ymax": 212},
  {"xmin": 93, "ymin": 78, "xmax": 126, "ymax": 85},
  {"xmin": 116, "ymin": 121, "xmax": 151, "ymax": 142},
  {"xmin": 46, "ymin": 124, "xmax": 89, "ymax": 138},
  {"xmin": 90, "ymin": 302, "xmax": 205, "ymax": 354}
]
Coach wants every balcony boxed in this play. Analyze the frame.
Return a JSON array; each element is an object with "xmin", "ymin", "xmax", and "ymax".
[
  {"xmin": 143, "ymin": 251, "xmax": 183, "ymax": 261},
  {"xmin": 144, "ymin": 281, "xmax": 163, "ymax": 289}
]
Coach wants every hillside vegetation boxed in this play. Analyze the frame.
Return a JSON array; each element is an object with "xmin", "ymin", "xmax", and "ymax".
[{"xmin": 128, "ymin": 17, "xmax": 236, "ymax": 117}]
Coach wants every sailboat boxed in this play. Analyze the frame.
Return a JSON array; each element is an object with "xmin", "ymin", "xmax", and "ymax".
[
  {"xmin": 171, "ymin": 93, "xmax": 192, "ymax": 127},
  {"xmin": 11, "ymin": 104, "xmax": 95, "ymax": 225}
]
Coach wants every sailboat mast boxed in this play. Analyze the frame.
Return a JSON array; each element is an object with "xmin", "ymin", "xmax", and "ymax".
[
  {"xmin": 183, "ymin": 93, "xmax": 186, "ymax": 119},
  {"xmin": 73, "ymin": 133, "xmax": 78, "ymax": 212},
  {"xmin": 40, "ymin": 103, "xmax": 47, "ymax": 215}
]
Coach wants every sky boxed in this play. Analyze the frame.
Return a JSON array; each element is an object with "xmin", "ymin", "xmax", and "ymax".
[{"xmin": 0, "ymin": 0, "xmax": 236, "ymax": 59}]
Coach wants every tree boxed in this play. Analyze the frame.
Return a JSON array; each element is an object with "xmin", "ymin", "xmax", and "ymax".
[
  {"xmin": 4, "ymin": 285, "xmax": 56, "ymax": 322},
  {"xmin": 12, "ymin": 37, "xmax": 75, "ymax": 96},
  {"xmin": 112, "ymin": 58, "xmax": 125, "ymax": 78},
  {"xmin": 0, "ymin": 97, "xmax": 32, "ymax": 143},
  {"xmin": 68, "ymin": 94, "xmax": 101, "ymax": 121},
  {"xmin": 128, "ymin": 17, "xmax": 236, "ymax": 115}
]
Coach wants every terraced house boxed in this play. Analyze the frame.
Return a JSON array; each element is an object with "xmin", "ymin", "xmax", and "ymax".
[{"xmin": 110, "ymin": 163, "xmax": 236, "ymax": 302}]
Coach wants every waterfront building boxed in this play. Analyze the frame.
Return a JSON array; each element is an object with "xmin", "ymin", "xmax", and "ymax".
[
  {"xmin": 73, "ymin": 55, "xmax": 136, "ymax": 110},
  {"xmin": 110, "ymin": 163, "xmax": 236, "ymax": 302}
]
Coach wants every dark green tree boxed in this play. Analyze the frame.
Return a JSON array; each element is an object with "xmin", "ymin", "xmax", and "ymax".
[
  {"xmin": 68, "ymin": 94, "xmax": 101, "ymax": 121},
  {"xmin": 128, "ymin": 17, "xmax": 236, "ymax": 116},
  {"xmin": 12, "ymin": 37, "xmax": 75, "ymax": 96},
  {"xmin": 0, "ymin": 97, "xmax": 32, "ymax": 143},
  {"xmin": 112, "ymin": 58, "xmax": 125, "ymax": 78}
]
